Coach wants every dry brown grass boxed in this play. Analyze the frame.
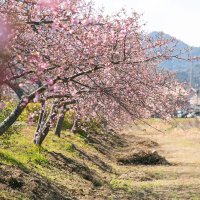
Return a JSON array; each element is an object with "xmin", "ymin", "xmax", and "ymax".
[{"xmin": 116, "ymin": 118, "xmax": 200, "ymax": 199}]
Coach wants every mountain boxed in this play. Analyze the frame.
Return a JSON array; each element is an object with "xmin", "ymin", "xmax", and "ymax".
[{"xmin": 150, "ymin": 32, "xmax": 200, "ymax": 88}]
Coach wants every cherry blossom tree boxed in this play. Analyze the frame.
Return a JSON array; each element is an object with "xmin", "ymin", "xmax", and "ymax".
[{"xmin": 0, "ymin": 0, "xmax": 188, "ymax": 145}]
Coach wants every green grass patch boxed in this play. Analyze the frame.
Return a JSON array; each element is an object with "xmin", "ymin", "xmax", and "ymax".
[{"xmin": 110, "ymin": 178, "xmax": 132, "ymax": 193}]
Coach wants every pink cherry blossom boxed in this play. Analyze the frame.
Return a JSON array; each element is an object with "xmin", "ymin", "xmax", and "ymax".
[{"xmin": 0, "ymin": 0, "xmax": 190, "ymax": 134}]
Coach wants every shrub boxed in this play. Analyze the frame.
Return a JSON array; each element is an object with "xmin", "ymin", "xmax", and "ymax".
[{"xmin": 18, "ymin": 102, "xmax": 41, "ymax": 124}]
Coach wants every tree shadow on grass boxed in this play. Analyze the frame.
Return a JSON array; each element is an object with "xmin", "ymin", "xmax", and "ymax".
[
  {"xmin": 48, "ymin": 151, "xmax": 103, "ymax": 187},
  {"xmin": 0, "ymin": 152, "xmax": 75, "ymax": 200},
  {"xmin": 0, "ymin": 152, "xmax": 27, "ymax": 170}
]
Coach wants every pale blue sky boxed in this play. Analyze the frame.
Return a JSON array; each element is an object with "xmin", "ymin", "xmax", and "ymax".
[{"xmin": 91, "ymin": 0, "xmax": 200, "ymax": 47}]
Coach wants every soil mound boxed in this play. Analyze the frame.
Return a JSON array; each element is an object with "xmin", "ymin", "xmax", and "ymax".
[
  {"xmin": 0, "ymin": 163, "xmax": 74, "ymax": 200},
  {"xmin": 117, "ymin": 150, "xmax": 170, "ymax": 165}
]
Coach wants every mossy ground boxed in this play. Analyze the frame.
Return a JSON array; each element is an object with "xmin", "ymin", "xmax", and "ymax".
[{"xmin": 1, "ymin": 119, "xmax": 200, "ymax": 199}]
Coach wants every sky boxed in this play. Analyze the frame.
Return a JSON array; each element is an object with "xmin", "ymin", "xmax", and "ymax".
[{"xmin": 92, "ymin": 0, "xmax": 200, "ymax": 47}]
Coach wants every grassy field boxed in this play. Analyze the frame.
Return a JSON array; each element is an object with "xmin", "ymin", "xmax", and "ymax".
[{"xmin": 1, "ymin": 119, "xmax": 200, "ymax": 199}]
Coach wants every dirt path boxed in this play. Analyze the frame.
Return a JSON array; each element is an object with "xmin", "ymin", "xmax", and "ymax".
[{"xmin": 117, "ymin": 119, "xmax": 200, "ymax": 200}]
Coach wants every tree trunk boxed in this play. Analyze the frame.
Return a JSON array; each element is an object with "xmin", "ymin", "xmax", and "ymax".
[
  {"xmin": 70, "ymin": 117, "xmax": 77, "ymax": 132},
  {"xmin": 0, "ymin": 82, "xmax": 26, "ymax": 136},
  {"xmin": 5, "ymin": 81, "xmax": 24, "ymax": 99},
  {"xmin": 54, "ymin": 103, "xmax": 68, "ymax": 137},
  {"xmin": 0, "ymin": 81, "xmax": 48, "ymax": 137},
  {"xmin": 35, "ymin": 101, "xmax": 46, "ymax": 133},
  {"xmin": 70, "ymin": 114, "xmax": 81, "ymax": 133},
  {"xmin": 34, "ymin": 124, "xmax": 51, "ymax": 146},
  {"xmin": 34, "ymin": 101, "xmax": 57, "ymax": 145},
  {"xmin": 0, "ymin": 100, "xmax": 27, "ymax": 136},
  {"xmin": 33, "ymin": 100, "xmax": 46, "ymax": 143},
  {"xmin": 54, "ymin": 114, "xmax": 64, "ymax": 137}
]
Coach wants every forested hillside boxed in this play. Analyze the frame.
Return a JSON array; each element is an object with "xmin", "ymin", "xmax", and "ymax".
[{"xmin": 151, "ymin": 32, "xmax": 200, "ymax": 88}]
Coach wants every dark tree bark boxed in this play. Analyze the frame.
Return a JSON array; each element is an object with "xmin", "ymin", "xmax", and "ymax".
[
  {"xmin": 0, "ymin": 82, "xmax": 26, "ymax": 136},
  {"xmin": 0, "ymin": 100, "xmax": 27, "ymax": 135},
  {"xmin": 54, "ymin": 103, "xmax": 68, "ymax": 137},
  {"xmin": 34, "ymin": 101, "xmax": 58, "ymax": 145},
  {"xmin": 0, "ymin": 80, "xmax": 59, "ymax": 137},
  {"xmin": 34, "ymin": 99, "xmax": 76, "ymax": 145},
  {"xmin": 34, "ymin": 100, "xmax": 46, "ymax": 140},
  {"xmin": 5, "ymin": 81, "xmax": 24, "ymax": 99}
]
